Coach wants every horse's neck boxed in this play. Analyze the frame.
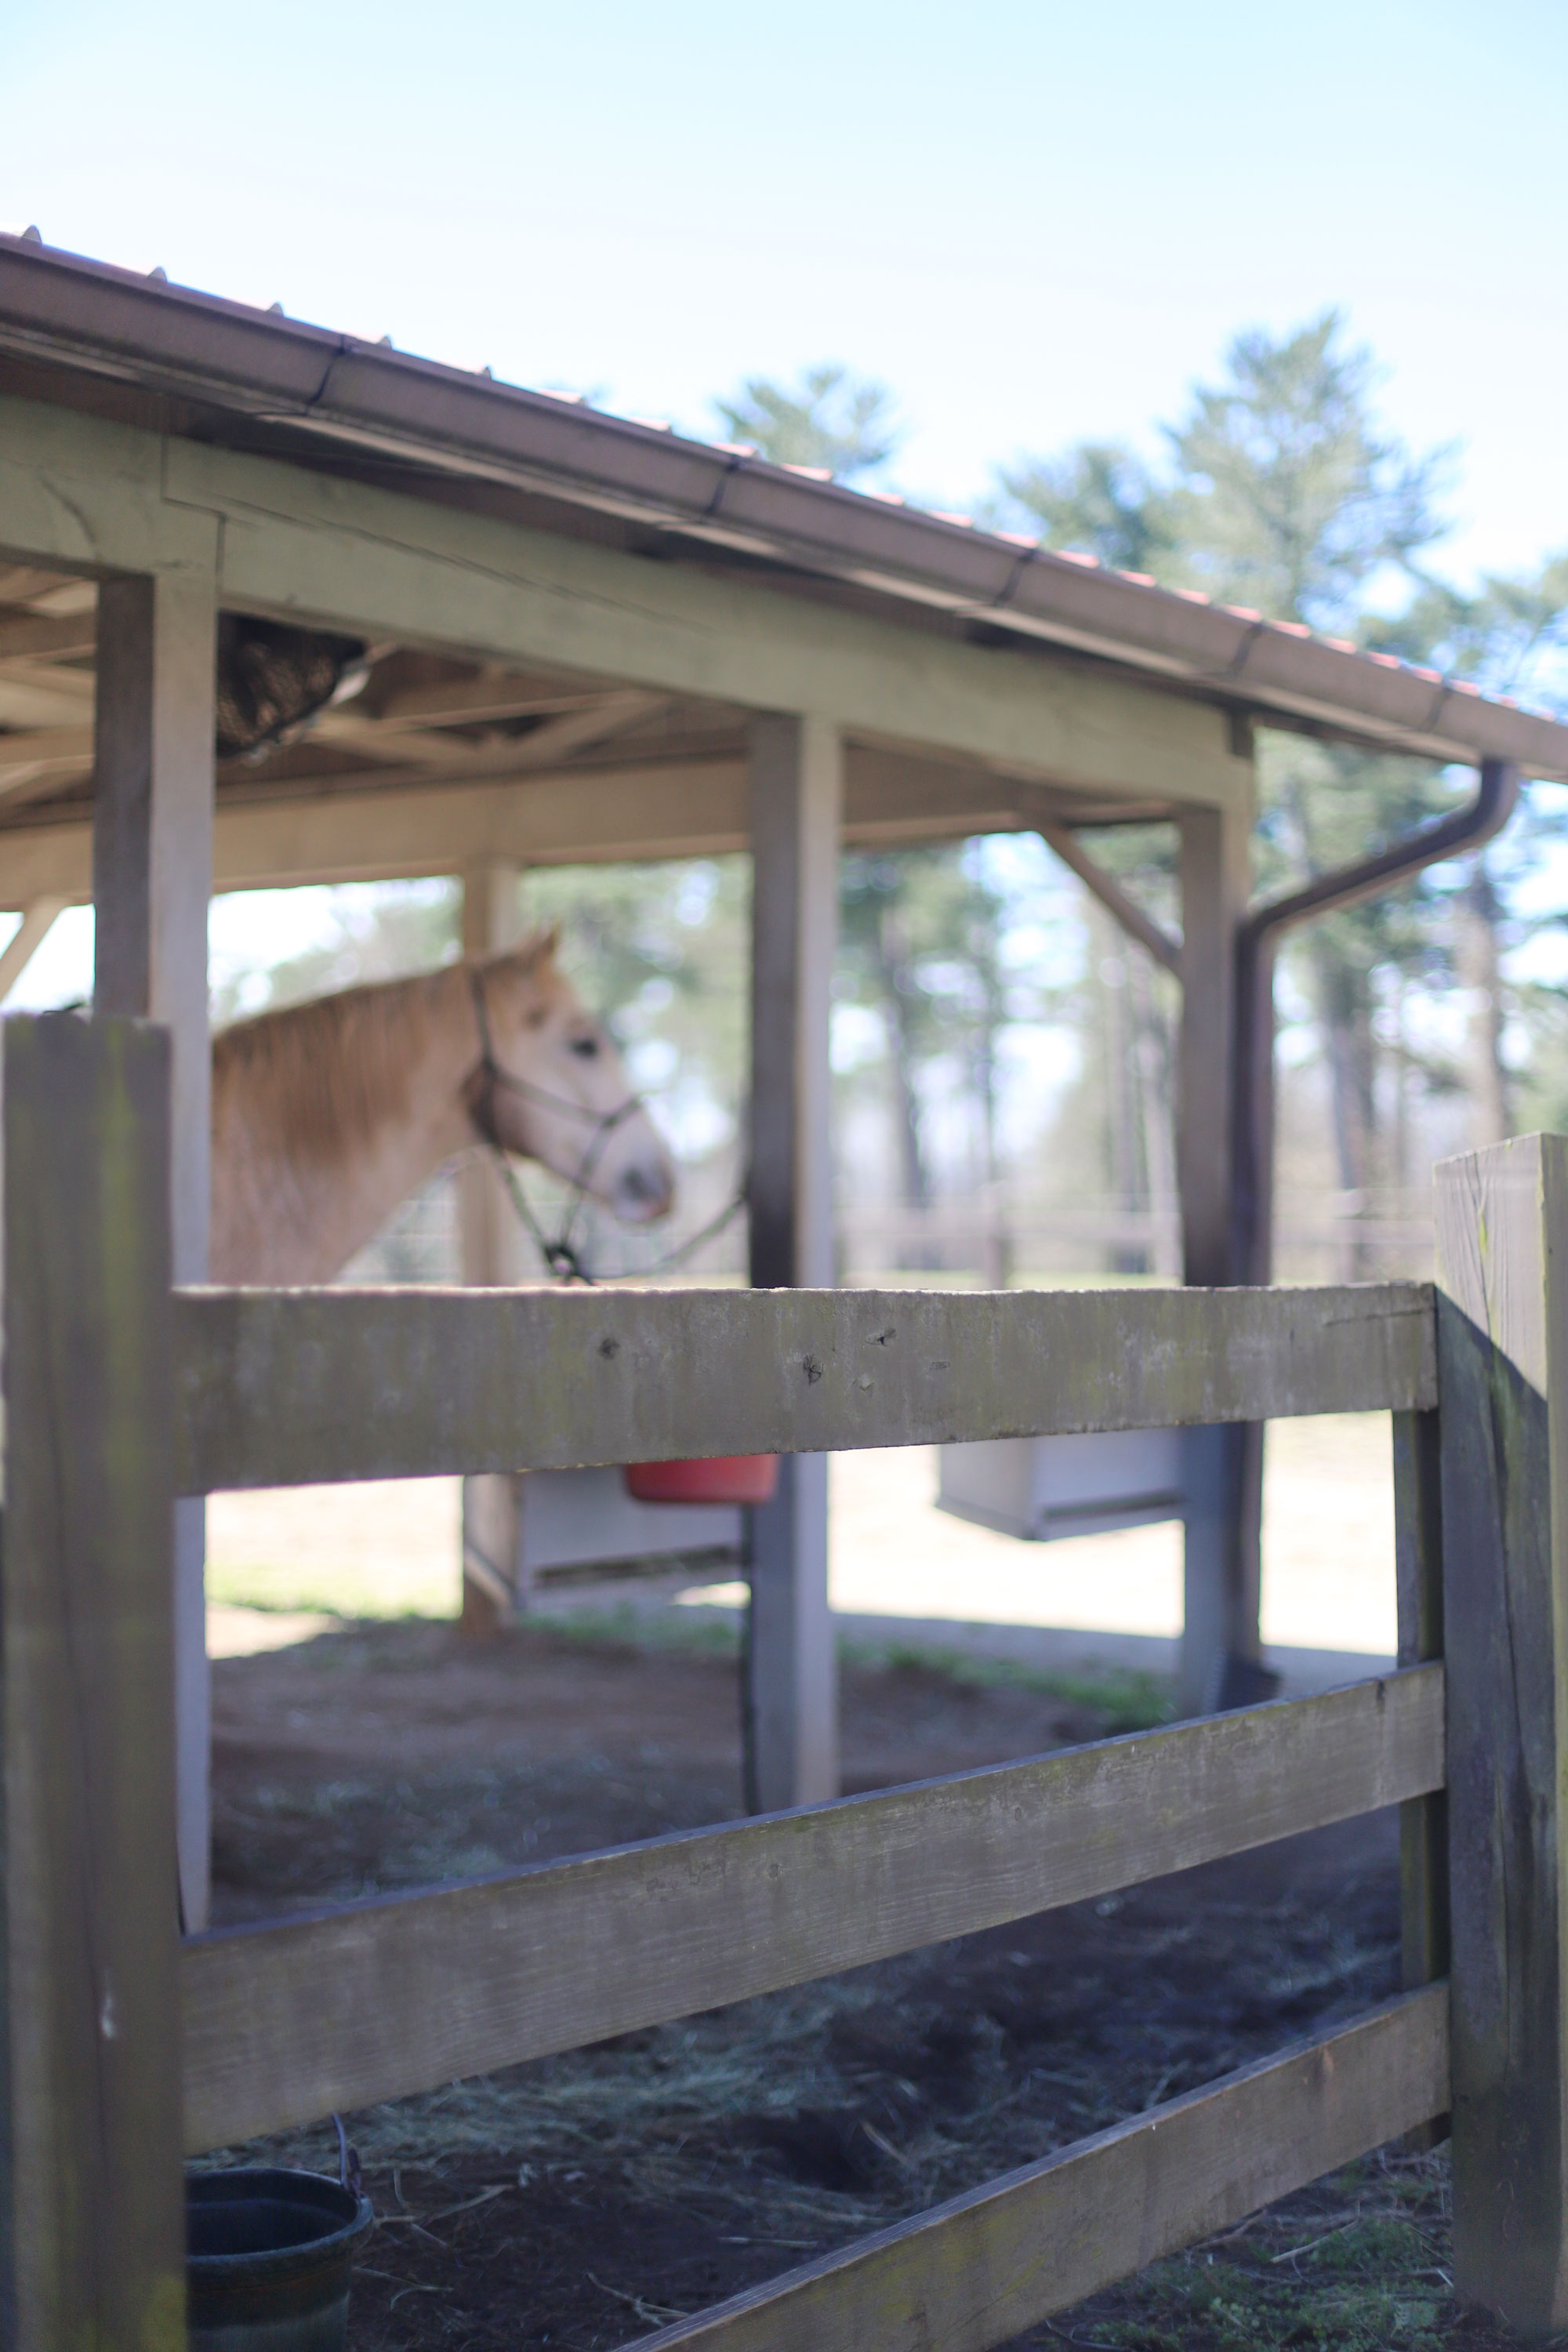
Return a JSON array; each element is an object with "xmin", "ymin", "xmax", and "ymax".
[{"xmin": 212, "ymin": 970, "xmax": 479, "ymax": 1284}]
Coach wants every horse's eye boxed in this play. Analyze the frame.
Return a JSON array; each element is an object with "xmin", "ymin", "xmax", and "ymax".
[{"xmin": 569, "ymin": 1033, "xmax": 601, "ymax": 1059}]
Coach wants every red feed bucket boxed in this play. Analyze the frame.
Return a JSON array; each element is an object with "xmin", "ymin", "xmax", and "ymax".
[{"xmin": 622, "ymin": 1456, "xmax": 780, "ymax": 1505}]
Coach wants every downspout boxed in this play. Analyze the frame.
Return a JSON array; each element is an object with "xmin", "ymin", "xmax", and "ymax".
[
  {"xmin": 1231, "ymin": 755, "xmax": 1521, "ymax": 1289},
  {"xmin": 1204, "ymin": 755, "xmax": 1520, "ymax": 1711}
]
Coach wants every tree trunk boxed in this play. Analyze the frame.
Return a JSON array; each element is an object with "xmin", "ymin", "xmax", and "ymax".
[
  {"xmin": 1456, "ymin": 858, "xmax": 1509, "ymax": 1149},
  {"xmin": 872, "ymin": 908, "xmax": 931, "ymax": 1260},
  {"xmin": 1309, "ymin": 934, "xmax": 1379, "ymax": 1279}
]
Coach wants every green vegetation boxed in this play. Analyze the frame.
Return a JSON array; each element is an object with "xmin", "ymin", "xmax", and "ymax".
[
  {"xmin": 1071, "ymin": 2151, "xmax": 1465, "ymax": 2350},
  {"xmin": 711, "ymin": 362, "xmax": 901, "ymax": 483},
  {"xmin": 205, "ymin": 1552, "xmax": 456, "ymax": 1621},
  {"xmin": 836, "ymin": 1638, "xmax": 1173, "ymax": 1733}
]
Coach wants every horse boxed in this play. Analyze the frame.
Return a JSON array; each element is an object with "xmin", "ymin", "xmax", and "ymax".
[{"xmin": 210, "ymin": 928, "xmax": 675, "ymax": 1284}]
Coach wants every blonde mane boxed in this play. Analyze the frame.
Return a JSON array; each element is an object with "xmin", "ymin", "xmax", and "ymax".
[{"xmin": 212, "ymin": 931, "xmax": 557, "ymax": 1169}]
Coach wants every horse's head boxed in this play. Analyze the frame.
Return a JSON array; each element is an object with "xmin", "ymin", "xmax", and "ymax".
[{"xmin": 466, "ymin": 931, "xmax": 676, "ymax": 1225}]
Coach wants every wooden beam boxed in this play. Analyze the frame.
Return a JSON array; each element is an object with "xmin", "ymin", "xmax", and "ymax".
[
  {"xmin": 180, "ymin": 1667, "xmax": 1443, "ymax": 2150},
  {"xmin": 0, "ymin": 745, "xmax": 1194, "ymax": 912},
  {"xmin": 747, "ymin": 713, "xmax": 841, "ymax": 1811},
  {"xmin": 0, "ymin": 564, "xmax": 89, "ymax": 608},
  {"xmin": 626, "ymin": 1987, "xmax": 1449, "ymax": 2352},
  {"xmin": 0, "ymin": 394, "xmax": 1249, "ymax": 808},
  {"xmin": 1437, "ymin": 1134, "xmax": 1568, "ymax": 2332},
  {"xmin": 0, "ymin": 1014, "xmax": 183, "ymax": 2339},
  {"xmin": 0, "ymin": 610, "xmax": 97, "ymax": 662},
  {"xmin": 307, "ymin": 712, "xmax": 505, "ymax": 768},
  {"xmin": 1038, "ymin": 820, "xmax": 1180, "ymax": 973},
  {"xmin": 750, "ymin": 717, "xmax": 838, "ymax": 1287},
  {"xmin": 201, "ymin": 456, "xmax": 1246, "ymax": 802},
  {"xmin": 308, "ymin": 684, "xmax": 666, "ymax": 775},
  {"xmin": 459, "ymin": 858, "xmax": 529, "ymax": 1638},
  {"xmin": 169, "ymin": 1282, "xmax": 1437, "ymax": 1495},
  {"xmin": 366, "ymin": 670, "xmax": 611, "ymax": 724},
  {"xmin": 93, "ymin": 564, "xmax": 219, "ymax": 1933},
  {"xmin": 0, "ymin": 822, "xmax": 91, "ymax": 906},
  {"xmin": 1177, "ymin": 794, "xmax": 1258, "ymax": 1717},
  {"xmin": 0, "ymin": 759, "xmax": 750, "ymax": 908},
  {"xmin": 92, "ymin": 579, "xmax": 154, "ymax": 1007},
  {"xmin": 470, "ymin": 687, "xmax": 665, "ymax": 765},
  {"xmin": 0, "ymin": 721, "xmax": 93, "ymax": 796},
  {"xmin": 0, "ymin": 895, "xmax": 65, "ymax": 1000},
  {"xmin": 0, "ymin": 660, "xmax": 94, "ymax": 730}
]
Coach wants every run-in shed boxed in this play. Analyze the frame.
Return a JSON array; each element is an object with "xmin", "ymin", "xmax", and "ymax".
[{"xmin": 4, "ymin": 229, "xmax": 1565, "ymax": 1927}]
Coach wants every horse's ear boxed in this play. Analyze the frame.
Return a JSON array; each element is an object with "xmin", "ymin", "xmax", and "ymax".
[{"xmin": 508, "ymin": 920, "xmax": 561, "ymax": 975}]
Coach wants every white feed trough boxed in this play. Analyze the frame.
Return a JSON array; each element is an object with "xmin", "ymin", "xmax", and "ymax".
[{"xmin": 938, "ymin": 1430, "xmax": 1185, "ymax": 1541}]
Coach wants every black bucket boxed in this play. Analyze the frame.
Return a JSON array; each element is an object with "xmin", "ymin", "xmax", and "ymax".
[{"xmin": 187, "ymin": 2168, "xmax": 374, "ymax": 2352}]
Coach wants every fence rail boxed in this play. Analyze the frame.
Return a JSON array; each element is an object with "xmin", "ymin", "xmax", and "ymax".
[
  {"xmin": 627, "ymin": 1986, "xmax": 1450, "ymax": 2352},
  {"xmin": 172, "ymin": 1279, "xmax": 1437, "ymax": 1493},
  {"xmin": 181, "ymin": 1666, "xmax": 1443, "ymax": 2152},
  {"xmin": 31, "ymin": 1010, "xmax": 1568, "ymax": 2342}
]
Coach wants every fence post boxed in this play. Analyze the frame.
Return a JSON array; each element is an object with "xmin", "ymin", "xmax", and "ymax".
[
  {"xmin": 459, "ymin": 857, "xmax": 529, "ymax": 1636},
  {"xmin": 1393, "ymin": 1403, "xmax": 1447, "ymax": 2150},
  {"xmin": 1436, "ymin": 1133, "xmax": 1568, "ymax": 2332},
  {"xmin": 0, "ymin": 1013, "xmax": 183, "ymax": 2342},
  {"xmin": 746, "ymin": 712, "xmax": 840, "ymax": 1812}
]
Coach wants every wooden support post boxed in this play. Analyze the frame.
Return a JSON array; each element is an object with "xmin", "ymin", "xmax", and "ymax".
[
  {"xmin": 93, "ymin": 565, "xmax": 216, "ymax": 1928},
  {"xmin": 0, "ymin": 1013, "xmax": 183, "ymax": 2343},
  {"xmin": 746, "ymin": 713, "xmax": 840, "ymax": 1811},
  {"xmin": 459, "ymin": 859, "xmax": 528, "ymax": 1635},
  {"xmin": 1175, "ymin": 796, "xmax": 1265, "ymax": 1715},
  {"xmin": 1393, "ymin": 1404, "xmax": 1448, "ymax": 2149},
  {"xmin": 1437, "ymin": 1134, "xmax": 1568, "ymax": 2331}
]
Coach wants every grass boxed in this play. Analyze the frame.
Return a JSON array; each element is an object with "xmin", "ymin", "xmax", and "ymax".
[
  {"xmin": 205, "ymin": 1553, "xmax": 456, "ymax": 1620},
  {"xmin": 205, "ymin": 1565, "xmax": 1178, "ymax": 1735},
  {"xmin": 835, "ymin": 1635, "xmax": 1174, "ymax": 1733},
  {"xmin": 1054, "ymin": 2149, "xmax": 1464, "ymax": 2350}
]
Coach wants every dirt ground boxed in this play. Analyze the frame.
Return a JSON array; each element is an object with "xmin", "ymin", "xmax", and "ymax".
[
  {"xmin": 205, "ymin": 1415, "xmax": 1402, "ymax": 1661},
  {"xmin": 205, "ymin": 1617, "xmax": 1560, "ymax": 2352}
]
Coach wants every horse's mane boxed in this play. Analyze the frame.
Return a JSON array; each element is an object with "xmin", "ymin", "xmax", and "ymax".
[{"xmin": 213, "ymin": 931, "xmax": 558, "ymax": 1167}]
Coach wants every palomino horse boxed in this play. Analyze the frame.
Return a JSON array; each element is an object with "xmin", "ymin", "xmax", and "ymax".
[{"xmin": 210, "ymin": 929, "xmax": 675, "ymax": 1283}]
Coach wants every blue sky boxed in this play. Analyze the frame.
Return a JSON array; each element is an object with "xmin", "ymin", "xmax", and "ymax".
[
  {"xmin": 5, "ymin": 0, "xmax": 1567, "ymax": 1011},
  {"xmin": 8, "ymin": 0, "xmax": 1567, "ymax": 587}
]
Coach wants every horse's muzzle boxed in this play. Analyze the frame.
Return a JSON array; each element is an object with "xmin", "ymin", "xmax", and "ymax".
[{"xmin": 613, "ymin": 1156, "xmax": 675, "ymax": 1223}]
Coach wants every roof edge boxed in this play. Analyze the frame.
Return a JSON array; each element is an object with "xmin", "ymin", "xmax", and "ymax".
[{"xmin": 2, "ymin": 235, "xmax": 1566, "ymax": 782}]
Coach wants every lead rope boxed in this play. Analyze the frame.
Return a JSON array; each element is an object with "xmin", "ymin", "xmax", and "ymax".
[{"xmin": 466, "ymin": 967, "xmax": 746, "ymax": 1285}]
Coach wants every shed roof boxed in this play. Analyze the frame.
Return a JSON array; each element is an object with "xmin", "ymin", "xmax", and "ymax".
[{"xmin": 4, "ymin": 231, "xmax": 1566, "ymax": 789}]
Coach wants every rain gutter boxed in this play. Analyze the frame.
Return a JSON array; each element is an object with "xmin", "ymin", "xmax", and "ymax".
[{"xmin": 1230, "ymin": 753, "xmax": 1522, "ymax": 1289}]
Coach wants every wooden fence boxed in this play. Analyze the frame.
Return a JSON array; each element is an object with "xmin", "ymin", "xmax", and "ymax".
[{"xmin": 5, "ymin": 1011, "xmax": 1564, "ymax": 2345}]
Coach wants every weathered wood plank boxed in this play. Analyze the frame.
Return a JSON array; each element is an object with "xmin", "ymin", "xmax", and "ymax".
[
  {"xmin": 1436, "ymin": 1136, "xmax": 1568, "ymax": 2332},
  {"xmin": 171, "ymin": 427, "xmax": 1250, "ymax": 811},
  {"xmin": 746, "ymin": 712, "xmax": 840, "ymax": 1812},
  {"xmin": 172, "ymin": 1280, "xmax": 1435, "ymax": 1494},
  {"xmin": 94, "ymin": 561, "xmax": 219, "ymax": 1932},
  {"xmin": 182, "ymin": 1666, "xmax": 1442, "ymax": 2151},
  {"xmin": 1177, "ymin": 801, "xmax": 1251, "ymax": 1716},
  {"xmin": 0, "ymin": 1015, "xmax": 184, "ymax": 2343},
  {"xmin": 0, "ymin": 392, "xmax": 1249, "ymax": 811},
  {"xmin": 1395, "ymin": 1414, "xmax": 1448, "ymax": 1974},
  {"xmin": 0, "ymin": 748, "xmax": 1182, "ymax": 909},
  {"xmin": 1395, "ymin": 1404, "xmax": 1450, "ymax": 2153},
  {"xmin": 459, "ymin": 857, "xmax": 528, "ymax": 1638},
  {"xmin": 0, "ymin": 894, "xmax": 65, "ymax": 998},
  {"xmin": 626, "ymin": 1985, "xmax": 1450, "ymax": 2352}
]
